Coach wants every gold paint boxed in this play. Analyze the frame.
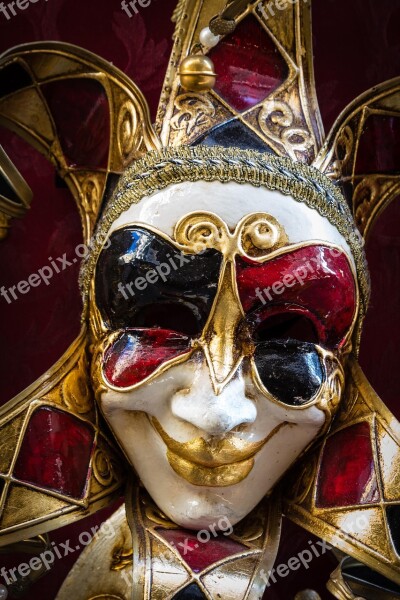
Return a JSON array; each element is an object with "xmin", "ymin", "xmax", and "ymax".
[
  {"xmin": 0, "ymin": 328, "xmax": 123, "ymax": 546},
  {"xmin": 199, "ymin": 260, "xmax": 245, "ymax": 389},
  {"xmin": 0, "ymin": 485, "xmax": 70, "ymax": 529},
  {"xmin": 82, "ymin": 146, "xmax": 369, "ymax": 353},
  {"xmin": 327, "ymin": 562, "xmax": 363, "ymax": 600},
  {"xmin": 179, "ymin": 55, "xmax": 216, "ymax": 93},
  {"xmin": 125, "ymin": 485, "xmax": 282, "ymax": 600},
  {"xmin": 0, "ymin": 145, "xmax": 32, "ymax": 235},
  {"xmin": 153, "ymin": 418, "xmax": 288, "ymax": 486},
  {"xmin": 284, "ymin": 357, "xmax": 400, "ymax": 586},
  {"xmin": 166, "ymin": 450, "xmax": 255, "ymax": 486},
  {"xmin": 170, "ymin": 93, "xmax": 217, "ymax": 143},
  {"xmin": 92, "ymin": 449, "xmax": 114, "ymax": 487},
  {"xmin": 0, "ymin": 42, "xmax": 160, "ymax": 240},
  {"xmin": 111, "ymin": 546, "xmax": 133, "ymax": 571},
  {"xmin": 60, "ymin": 355, "xmax": 93, "ymax": 414},
  {"xmin": 314, "ymin": 77, "xmax": 400, "ymax": 240},
  {"xmin": 294, "ymin": 591, "xmax": 322, "ymax": 600},
  {"xmin": 258, "ymin": 99, "xmax": 314, "ymax": 162},
  {"xmin": 57, "ymin": 483, "xmax": 282, "ymax": 600},
  {"xmin": 157, "ymin": 0, "xmax": 324, "ymax": 163}
]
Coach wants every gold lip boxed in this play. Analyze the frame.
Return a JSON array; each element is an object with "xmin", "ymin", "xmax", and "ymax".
[
  {"xmin": 152, "ymin": 418, "xmax": 288, "ymax": 486},
  {"xmin": 166, "ymin": 450, "xmax": 255, "ymax": 487}
]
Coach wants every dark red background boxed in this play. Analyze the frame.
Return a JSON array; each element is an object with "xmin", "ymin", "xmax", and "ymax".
[{"xmin": 0, "ymin": 1, "xmax": 399, "ymax": 598}]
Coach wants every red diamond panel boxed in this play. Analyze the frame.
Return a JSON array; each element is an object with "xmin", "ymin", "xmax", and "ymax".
[
  {"xmin": 209, "ymin": 15, "xmax": 289, "ymax": 112},
  {"xmin": 157, "ymin": 528, "xmax": 247, "ymax": 572},
  {"xmin": 103, "ymin": 329, "xmax": 190, "ymax": 388},
  {"xmin": 316, "ymin": 422, "xmax": 380, "ymax": 508},
  {"xmin": 14, "ymin": 407, "xmax": 95, "ymax": 499}
]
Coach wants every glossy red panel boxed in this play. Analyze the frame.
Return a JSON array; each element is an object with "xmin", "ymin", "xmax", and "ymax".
[
  {"xmin": 41, "ymin": 79, "xmax": 110, "ymax": 169},
  {"xmin": 236, "ymin": 245, "xmax": 356, "ymax": 348},
  {"xmin": 103, "ymin": 328, "xmax": 191, "ymax": 388},
  {"xmin": 157, "ymin": 528, "xmax": 246, "ymax": 573},
  {"xmin": 14, "ymin": 407, "xmax": 95, "ymax": 498},
  {"xmin": 316, "ymin": 422, "xmax": 380, "ymax": 508},
  {"xmin": 209, "ymin": 14, "xmax": 289, "ymax": 112}
]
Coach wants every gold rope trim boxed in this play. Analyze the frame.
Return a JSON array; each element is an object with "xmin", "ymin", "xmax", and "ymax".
[{"xmin": 80, "ymin": 145, "xmax": 369, "ymax": 332}]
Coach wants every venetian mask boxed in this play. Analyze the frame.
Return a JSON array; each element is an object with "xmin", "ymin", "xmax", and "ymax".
[{"xmin": 86, "ymin": 146, "xmax": 365, "ymax": 530}]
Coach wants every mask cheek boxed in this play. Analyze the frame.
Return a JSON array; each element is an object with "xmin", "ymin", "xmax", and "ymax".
[{"xmin": 101, "ymin": 329, "xmax": 191, "ymax": 389}]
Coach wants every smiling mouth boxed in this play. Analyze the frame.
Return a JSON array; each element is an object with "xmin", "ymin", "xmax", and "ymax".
[{"xmin": 151, "ymin": 417, "xmax": 288, "ymax": 487}]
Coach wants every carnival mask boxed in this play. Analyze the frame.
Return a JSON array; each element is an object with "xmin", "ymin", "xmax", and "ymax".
[{"xmin": 86, "ymin": 147, "xmax": 362, "ymax": 529}]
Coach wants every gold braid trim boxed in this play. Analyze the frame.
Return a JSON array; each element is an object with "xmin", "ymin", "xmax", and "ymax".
[{"xmin": 80, "ymin": 145, "xmax": 369, "ymax": 335}]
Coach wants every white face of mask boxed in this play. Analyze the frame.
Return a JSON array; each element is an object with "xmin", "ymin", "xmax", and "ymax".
[{"xmin": 92, "ymin": 181, "xmax": 357, "ymax": 529}]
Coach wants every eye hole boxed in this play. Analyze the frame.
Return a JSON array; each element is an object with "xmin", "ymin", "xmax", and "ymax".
[
  {"xmin": 254, "ymin": 313, "xmax": 319, "ymax": 344},
  {"xmin": 133, "ymin": 303, "xmax": 200, "ymax": 336},
  {"xmin": 254, "ymin": 339, "xmax": 324, "ymax": 406}
]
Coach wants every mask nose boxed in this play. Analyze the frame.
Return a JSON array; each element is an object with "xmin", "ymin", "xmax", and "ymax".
[{"xmin": 171, "ymin": 366, "xmax": 257, "ymax": 436}]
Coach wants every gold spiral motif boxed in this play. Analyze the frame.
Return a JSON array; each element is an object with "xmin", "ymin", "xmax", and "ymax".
[
  {"xmin": 174, "ymin": 212, "xmax": 229, "ymax": 254},
  {"xmin": 92, "ymin": 448, "xmax": 114, "ymax": 487},
  {"xmin": 174, "ymin": 211, "xmax": 288, "ymax": 260},
  {"xmin": 117, "ymin": 101, "xmax": 137, "ymax": 159},
  {"xmin": 238, "ymin": 213, "xmax": 287, "ymax": 258},
  {"xmin": 81, "ymin": 177, "xmax": 101, "ymax": 215}
]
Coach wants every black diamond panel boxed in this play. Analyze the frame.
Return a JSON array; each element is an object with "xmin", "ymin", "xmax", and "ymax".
[{"xmin": 172, "ymin": 583, "xmax": 207, "ymax": 599}]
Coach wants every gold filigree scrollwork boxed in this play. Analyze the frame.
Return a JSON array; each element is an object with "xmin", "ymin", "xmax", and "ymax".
[
  {"xmin": 174, "ymin": 211, "xmax": 230, "ymax": 254},
  {"xmin": 174, "ymin": 211, "xmax": 287, "ymax": 259},
  {"xmin": 328, "ymin": 125, "xmax": 354, "ymax": 180},
  {"xmin": 315, "ymin": 78, "xmax": 400, "ymax": 239},
  {"xmin": 353, "ymin": 176, "xmax": 400, "ymax": 238},
  {"xmin": 239, "ymin": 212, "xmax": 288, "ymax": 258},
  {"xmin": 317, "ymin": 354, "xmax": 345, "ymax": 430},
  {"xmin": 81, "ymin": 176, "xmax": 102, "ymax": 218},
  {"xmin": 170, "ymin": 93, "xmax": 216, "ymax": 143},
  {"xmin": 92, "ymin": 448, "xmax": 114, "ymax": 487},
  {"xmin": 258, "ymin": 100, "xmax": 314, "ymax": 161},
  {"xmin": 117, "ymin": 101, "xmax": 138, "ymax": 159}
]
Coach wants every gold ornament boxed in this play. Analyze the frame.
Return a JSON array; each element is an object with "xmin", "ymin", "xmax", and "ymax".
[{"xmin": 178, "ymin": 54, "xmax": 216, "ymax": 93}]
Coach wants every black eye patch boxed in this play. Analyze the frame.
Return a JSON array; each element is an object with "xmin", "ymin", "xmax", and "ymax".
[
  {"xmin": 254, "ymin": 340, "xmax": 324, "ymax": 406},
  {"xmin": 95, "ymin": 227, "xmax": 222, "ymax": 335}
]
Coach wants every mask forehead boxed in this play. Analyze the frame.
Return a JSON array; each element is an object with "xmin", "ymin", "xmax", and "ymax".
[{"xmin": 109, "ymin": 180, "xmax": 355, "ymax": 267}]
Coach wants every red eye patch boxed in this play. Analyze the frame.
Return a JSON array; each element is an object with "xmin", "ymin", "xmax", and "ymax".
[
  {"xmin": 236, "ymin": 245, "xmax": 357, "ymax": 348},
  {"xmin": 103, "ymin": 329, "xmax": 191, "ymax": 388}
]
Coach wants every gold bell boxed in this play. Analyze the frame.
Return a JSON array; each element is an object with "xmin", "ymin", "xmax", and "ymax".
[{"xmin": 179, "ymin": 55, "xmax": 216, "ymax": 93}]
